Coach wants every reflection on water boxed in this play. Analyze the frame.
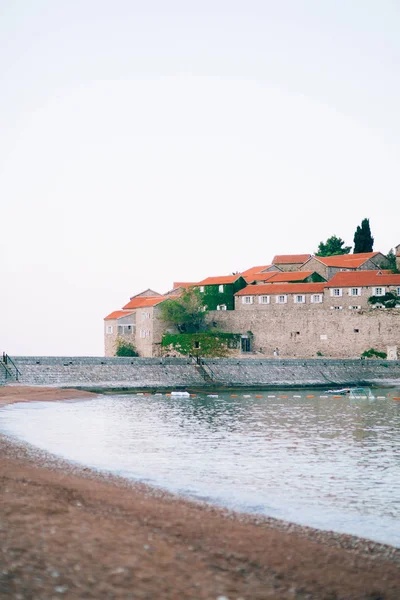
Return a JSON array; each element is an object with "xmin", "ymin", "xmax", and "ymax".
[{"xmin": 1, "ymin": 390, "xmax": 400, "ymax": 546}]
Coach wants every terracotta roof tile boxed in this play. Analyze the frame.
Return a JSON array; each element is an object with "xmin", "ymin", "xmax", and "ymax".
[
  {"xmin": 104, "ymin": 310, "xmax": 134, "ymax": 321},
  {"xmin": 197, "ymin": 275, "xmax": 244, "ymax": 286},
  {"xmin": 236, "ymin": 283, "xmax": 325, "ymax": 296},
  {"xmin": 241, "ymin": 265, "xmax": 274, "ymax": 276},
  {"xmin": 326, "ymin": 271, "xmax": 400, "ymax": 287},
  {"xmin": 273, "ymin": 254, "xmax": 311, "ymax": 264},
  {"xmin": 311, "ymin": 252, "xmax": 381, "ymax": 268},
  {"xmin": 244, "ymin": 273, "xmax": 276, "ymax": 283},
  {"xmin": 172, "ymin": 282, "xmax": 196, "ymax": 289},
  {"xmin": 265, "ymin": 271, "xmax": 317, "ymax": 283},
  {"xmin": 122, "ymin": 296, "xmax": 167, "ymax": 310}
]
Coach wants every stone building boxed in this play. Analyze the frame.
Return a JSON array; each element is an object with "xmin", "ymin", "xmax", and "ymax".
[
  {"xmin": 195, "ymin": 275, "xmax": 247, "ymax": 310},
  {"xmin": 240, "ymin": 264, "xmax": 281, "ymax": 282},
  {"xmin": 272, "ymin": 254, "xmax": 312, "ymax": 272},
  {"xmin": 104, "ymin": 290, "xmax": 168, "ymax": 357},
  {"xmin": 396, "ymin": 244, "xmax": 400, "ymax": 271},
  {"xmin": 299, "ymin": 252, "xmax": 389, "ymax": 280}
]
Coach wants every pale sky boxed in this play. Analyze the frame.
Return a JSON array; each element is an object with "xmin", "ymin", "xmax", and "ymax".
[{"xmin": 1, "ymin": 1, "xmax": 399, "ymax": 356}]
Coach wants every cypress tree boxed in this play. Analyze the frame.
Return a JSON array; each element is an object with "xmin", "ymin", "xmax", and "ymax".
[{"xmin": 353, "ymin": 218, "xmax": 374, "ymax": 253}]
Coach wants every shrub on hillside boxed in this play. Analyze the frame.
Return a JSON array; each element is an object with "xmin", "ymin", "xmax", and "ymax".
[
  {"xmin": 115, "ymin": 338, "xmax": 139, "ymax": 357},
  {"xmin": 361, "ymin": 348, "xmax": 387, "ymax": 359}
]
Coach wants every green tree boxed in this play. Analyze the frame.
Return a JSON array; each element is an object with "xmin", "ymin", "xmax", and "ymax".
[
  {"xmin": 386, "ymin": 248, "xmax": 399, "ymax": 273},
  {"xmin": 315, "ymin": 235, "xmax": 351, "ymax": 257},
  {"xmin": 353, "ymin": 218, "xmax": 374, "ymax": 253},
  {"xmin": 159, "ymin": 288, "xmax": 208, "ymax": 333},
  {"xmin": 115, "ymin": 338, "xmax": 138, "ymax": 356},
  {"xmin": 368, "ymin": 291, "xmax": 399, "ymax": 309}
]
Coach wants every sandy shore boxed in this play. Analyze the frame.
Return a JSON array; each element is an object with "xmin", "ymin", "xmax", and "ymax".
[
  {"xmin": 1, "ymin": 387, "xmax": 400, "ymax": 599},
  {"xmin": 0, "ymin": 385, "xmax": 97, "ymax": 407}
]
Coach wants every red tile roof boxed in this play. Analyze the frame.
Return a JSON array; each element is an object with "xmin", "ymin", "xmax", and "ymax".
[
  {"xmin": 235, "ymin": 283, "xmax": 325, "ymax": 296},
  {"xmin": 122, "ymin": 296, "xmax": 167, "ymax": 310},
  {"xmin": 241, "ymin": 265, "xmax": 274, "ymax": 276},
  {"xmin": 173, "ymin": 282, "xmax": 196, "ymax": 289},
  {"xmin": 311, "ymin": 252, "xmax": 381, "ymax": 268},
  {"xmin": 326, "ymin": 271, "xmax": 400, "ymax": 288},
  {"xmin": 273, "ymin": 254, "xmax": 311, "ymax": 264},
  {"xmin": 104, "ymin": 310, "xmax": 134, "ymax": 321},
  {"xmin": 266, "ymin": 271, "xmax": 317, "ymax": 283},
  {"xmin": 244, "ymin": 273, "xmax": 276, "ymax": 283},
  {"xmin": 197, "ymin": 275, "xmax": 244, "ymax": 286}
]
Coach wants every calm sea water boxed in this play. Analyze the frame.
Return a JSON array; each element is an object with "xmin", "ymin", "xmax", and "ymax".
[{"xmin": 1, "ymin": 389, "xmax": 400, "ymax": 547}]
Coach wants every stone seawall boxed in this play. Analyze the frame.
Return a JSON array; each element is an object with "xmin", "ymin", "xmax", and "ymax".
[
  {"xmin": 10, "ymin": 356, "xmax": 400, "ymax": 390},
  {"xmin": 0, "ymin": 368, "xmax": 7, "ymax": 386}
]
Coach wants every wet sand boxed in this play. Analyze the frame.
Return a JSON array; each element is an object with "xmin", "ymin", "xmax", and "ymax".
[{"xmin": 1, "ymin": 386, "xmax": 400, "ymax": 599}]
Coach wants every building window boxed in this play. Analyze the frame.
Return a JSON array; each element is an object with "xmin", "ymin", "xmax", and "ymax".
[
  {"xmin": 397, "ymin": 287, "xmax": 400, "ymax": 296},
  {"xmin": 142, "ymin": 312, "xmax": 150, "ymax": 320},
  {"xmin": 311, "ymin": 294, "xmax": 323, "ymax": 303},
  {"xmin": 349, "ymin": 288, "xmax": 361, "ymax": 296},
  {"xmin": 140, "ymin": 329, "xmax": 150, "ymax": 338},
  {"xmin": 118, "ymin": 325, "xmax": 132, "ymax": 334},
  {"xmin": 216, "ymin": 304, "xmax": 227, "ymax": 310},
  {"xmin": 106, "ymin": 325, "xmax": 113, "ymax": 334},
  {"xmin": 373, "ymin": 287, "xmax": 385, "ymax": 296},
  {"xmin": 330, "ymin": 288, "xmax": 342, "ymax": 297},
  {"xmin": 354, "ymin": 328, "xmax": 359, "ymax": 333},
  {"xmin": 199, "ymin": 286, "xmax": 204, "ymax": 293},
  {"xmin": 294, "ymin": 295, "xmax": 305, "ymax": 304},
  {"xmin": 242, "ymin": 296, "xmax": 253, "ymax": 304},
  {"xmin": 218, "ymin": 284, "xmax": 224, "ymax": 293},
  {"xmin": 276, "ymin": 295, "xmax": 287, "ymax": 304},
  {"xmin": 194, "ymin": 341, "xmax": 200, "ymax": 349},
  {"xmin": 331, "ymin": 306, "xmax": 343, "ymax": 310},
  {"xmin": 259, "ymin": 295, "xmax": 270, "ymax": 304},
  {"xmin": 349, "ymin": 306, "xmax": 361, "ymax": 310},
  {"xmin": 320, "ymin": 334, "xmax": 327, "ymax": 340}
]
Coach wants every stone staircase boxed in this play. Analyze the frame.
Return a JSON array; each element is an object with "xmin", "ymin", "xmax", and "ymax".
[{"xmin": 189, "ymin": 355, "xmax": 216, "ymax": 384}]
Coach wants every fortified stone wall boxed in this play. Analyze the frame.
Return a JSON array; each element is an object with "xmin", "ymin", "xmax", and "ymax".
[
  {"xmin": 10, "ymin": 356, "xmax": 400, "ymax": 389},
  {"xmin": 209, "ymin": 308, "xmax": 400, "ymax": 358},
  {"xmin": 13, "ymin": 357, "xmax": 205, "ymax": 388}
]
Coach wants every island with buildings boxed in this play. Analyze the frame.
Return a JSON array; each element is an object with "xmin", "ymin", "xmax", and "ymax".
[{"xmin": 105, "ymin": 245, "xmax": 400, "ymax": 361}]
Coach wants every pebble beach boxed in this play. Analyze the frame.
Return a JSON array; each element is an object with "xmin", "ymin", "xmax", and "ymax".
[{"xmin": 1, "ymin": 386, "xmax": 400, "ymax": 599}]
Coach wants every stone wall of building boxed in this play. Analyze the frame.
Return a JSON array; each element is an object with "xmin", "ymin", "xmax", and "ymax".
[
  {"xmin": 134, "ymin": 306, "xmax": 156, "ymax": 357},
  {"xmin": 209, "ymin": 308, "xmax": 400, "ymax": 358},
  {"xmin": 274, "ymin": 262, "xmax": 305, "ymax": 272},
  {"xmin": 299, "ymin": 257, "xmax": 328, "ymax": 278}
]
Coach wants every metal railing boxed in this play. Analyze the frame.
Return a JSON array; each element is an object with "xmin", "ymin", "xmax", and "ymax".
[
  {"xmin": 1, "ymin": 352, "xmax": 22, "ymax": 381},
  {"xmin": 189, "ymin": 354, "xmax": 216, "ymax": 382}
]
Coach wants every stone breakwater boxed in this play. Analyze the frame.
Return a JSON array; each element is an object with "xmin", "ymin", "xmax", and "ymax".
[{"xmin": 10, "ymin": 356, "xmax": 400, "ymax": 389}]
